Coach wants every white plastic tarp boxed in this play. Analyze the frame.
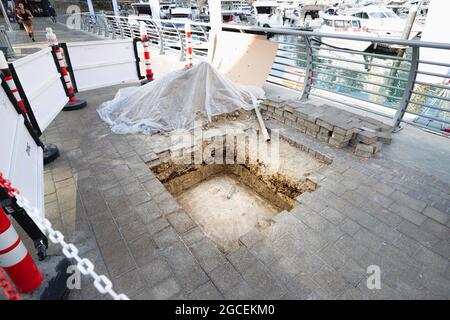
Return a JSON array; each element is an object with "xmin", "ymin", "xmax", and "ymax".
[{"xmin": 97, "ymin": 62, "xmax": 264, "ymax": 134}]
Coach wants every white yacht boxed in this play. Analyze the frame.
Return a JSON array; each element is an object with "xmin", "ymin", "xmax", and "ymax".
[
  {"xmin": 221, "ymin": 0, "xmax": 254, "ymax": 25},
  {"xmin": 252, "ymin": 1, "xmax": 291, "ymax": 28},
  {"xmin": 344, "ymin": 5, "xmax": 423, "ymax": 40},
  {"xmin": 316, "ymin": 15, "xmax": 378, "ymax": 51}
]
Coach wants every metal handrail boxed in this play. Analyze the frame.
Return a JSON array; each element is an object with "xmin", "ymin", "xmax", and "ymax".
[{"xmin": 66, "ymin": 13, "xmax": 450, "ymax": 135}]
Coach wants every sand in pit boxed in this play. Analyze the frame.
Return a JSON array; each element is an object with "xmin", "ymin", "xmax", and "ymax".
[{"xmin": 176, "ymin": 173, "xmax": 279, "ymax": 252}]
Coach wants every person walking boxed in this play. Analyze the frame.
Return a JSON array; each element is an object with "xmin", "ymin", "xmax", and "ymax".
[
  {"xmin": 48, "ymin": 5, "xmax": 56, "ymax": 23},
  {"xmin": 16, "ymin": 3, "xmax": 35, "ymax": 42}
]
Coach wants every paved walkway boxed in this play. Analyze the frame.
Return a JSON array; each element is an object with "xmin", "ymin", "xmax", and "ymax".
[{"xmin": 11, "ymin": 19, "xmax": 450, "ymax": 300}]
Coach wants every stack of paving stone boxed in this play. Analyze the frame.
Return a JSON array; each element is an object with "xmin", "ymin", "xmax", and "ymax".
[{"xmin": 259, "ymin": 98, "xmax": 392, "ymax": 158}]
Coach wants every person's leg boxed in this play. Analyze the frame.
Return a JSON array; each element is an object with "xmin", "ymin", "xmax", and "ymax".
[
  {"xmin": 24, "ymin": 21, "xmax": 35, "ymax": 41},
  {"xmin": 29, "ymin": 23, "xmax": 35, "ymax": 41}
]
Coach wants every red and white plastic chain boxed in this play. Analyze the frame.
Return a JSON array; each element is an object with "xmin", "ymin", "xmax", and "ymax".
[
  {"xmin": 0, "ymin": 173, "xmax": 20, "ymax": 198},
  {"xmin": 0, "ymin": 172, "xmax": 129, "ymax": 300},
  {"xmin": 0, "ymin": 269, "xmax": 21, "ymax": 300}
]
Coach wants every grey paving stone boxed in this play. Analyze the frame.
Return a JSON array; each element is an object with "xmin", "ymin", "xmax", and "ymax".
[
  {"xmin": 248, "ymin": 239, "xmax": 283, "ymax": 266},
  {"xmin": 422, "ymin": 206, "xmax": 449, "ymax": 225},
  {"xmin": 389, "ymin": 202, "xmax": 427, "ymax": 226},
  {"xmin": 366, "ymin": 220, "xmax": 402, "ymax": 244},
  {"xmin": 342, "ymin": 204, "xmax": 379, "ymax": 229},
  {"xmin": 297, "ymin": 228, "xmax": 330, "ymax": 252},
  {"xmin": 339, "ymin": 218, "xmax": 361, "ymax": 236},
  {"xmin": 190, "ymin": 238, "xmax": 227, "ymax": 273},
  {"xmin": 142, "ymin": 178, "xmax": 167, "ymax": 196},
  {"xmin": 420, "ymin": 218, "xmax": 449, "ymax": 240},
  {"xmin": 418, "ymin": 269, "xmax": 450, "ymax": 299},
  {"xmin": 268, "ymin": 256, "xmax": 301, "ymax": 284},
  {"xmin": 286, "ymin": 273, "xmax": 330, "ymax": 299},
  {"xmin": 372, "ymin": 207, "xmax": 404, "ymax": 228},
  {"xmin": 312, "ymin": 265, "xmax": 349, "ymax": 298},
  {"xmin": 241, "ymin": 261, "xmax": 287, "ymax": 299},
  {"xmin": 300, "ymin": 210, "xmax": 331, "ymax": 232},
  {"xmin": 100, "ymin": 239, "xmax": 136, "ymax": 278},
  {"xmin": 155, "ymin": 193, "xmax": 182, "ymax": 215},
  {"xmin": 357, "ymin": 280, "xmax": 405, "ymax": 300},
  {"xmin": 373, "ymin": 182, "xmax": 395, "ymax": 197},
  {"xmin": 391, "ymin": 190, "xmax": 427, "ymax": 213},
  {"xmin": 91, "ymin": 215, "xmax": 122, "ymax": 246},
  {"xmin": 166, "ymin": 209, "xmax": 196, "ymax": 234},
  {"xmin": 188, "ymin": 281, "xmax": 224, "ymax": 300},
  {"xmin": 226, "ymin": 246, "xmax": 259, "ymax": 274},
  {"xmin": 121, "ymin": 180, "xmax": 144, "ymax": 196},
  {"xmin": 414, "ymin": 247, "xmax": 449, "ymax": 275},
  {"xmin": 334, "ymin": 234, "xmax": 369, "ymax": 262},
  {"xmin": 209, "ymin": 262, "xmax": 243, "ymax": 294},
  {"xmin": 150, "ymin": 277, "xmax": 182, "ymax": 300},
  {"xmin": 337, "ymin": 286, "xmax": 369, "ymax": 300},
  {"xmin": 342, "ymin": 190, "xmax": 367, "ymax": 208},
  {"xmin": 239, "ymin": 229, "xmax": 265, "ymax": 248},
  {"xmin": 139, "ymin": 257, "xmax": 172, "ymax": 286},
  {"xmin": 162, "ymin": 242, "xmax": 209, "ymax": 292},
  {"xmin": 153, "ymin": 226, "xmax": 181, "ymax": 249},
  {"xmin": 393, "ymin": 234, "xmax": 422, "ymax": 257},
  {"xmin": 371, "ymin": 192, "xmax": 394, "ymax": 209},
  {"xmin": 397, "ymin": 220, "xmax": 440, "ymax": 248},
  {"xmin": 353, "ymin": 228, "xmax": 385, "ymax": 253},
  {"xmin": 431, "ymin": 240, "xmax": 450, "ymax": 260},
  {"xmin": 119, "ymin": 219, "xmax": 148, "ymax": 243},
  {"xmin": 128, "ymin": 233, "xmax": 159, "ymax": 267},
  {"xmin": 135, "ymin": 200, "xmax": 163, "ymax": 224},
  {"xmin": 181, "ymin": 227, "xmax": 205, "ymax": 246},
  {"xmin": 146, "ymin": 217, "xmax": 171, "ymax": 235},
  {"xmin": 112, "ymin": 268, "xmax": 146, "ymax": 297},
  {"xmin": 339, "ymin": 257, "xmax": 366, "ymax": 286},
  {"xmin": 320, "ymin": 207, "xmax": 346, "ymax": 225},
  {"xmin": 223, "ymin": 281, "xmax": 258, "ymax": 300},
  {"xmin": 128, "ymin": 190, "xmax": 152, "ymax": 206},
  {"xmin": 318, "ymin": 244, "xmax": 348, "ymax": 270}
]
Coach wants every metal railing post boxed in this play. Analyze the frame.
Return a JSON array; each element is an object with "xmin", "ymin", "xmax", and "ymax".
[
  {"xmin": 392, "ymin": 46, "xmax": 419, "ymax": 131},
  {"xmin": 173, "ymin": 24, "xmax": 185, "ymax": 61},
  {"xmin": 300, "ymin": 35, "xmax": 313, "ymax": 100},
  {"xmin": 155, "ymin": 25, "xmax": 165, "ymax": 55},
  {"xmin": 118, "ymin": 18, "xmax": 124, "ymax": 39},
  {"xmin": 199, "ymin": 25, "xmax": 208, "ymax": 41}
]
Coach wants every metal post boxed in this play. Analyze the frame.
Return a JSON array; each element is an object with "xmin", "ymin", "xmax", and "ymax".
[
  {"xmin": 172, "ymin": 24, "xmax": 185, "ymax": 61},
  {"xmin": 86, "ymin": 0, "xmax": 95, "ymax": 18},
  {"xmin": 300, "ymin": 35, "xmax": 313, "ymax": 100},
  {"xmin": 208, "ymin": 0, "xmax": 222, "ymax": 63},
  {"xmin": 155, "ymin": 25, "xmax": 165, "ymax": 55},
  {"xmin": 0, "ymin": 0, "xmax": 12, "ymax": 32},
  {"xmin": 112, "ymin": 0, "xmax": 120, "ymax": 16},
  {"xmin": 392, "ymin": 46, "xmax": 420, "ymax": 131}
]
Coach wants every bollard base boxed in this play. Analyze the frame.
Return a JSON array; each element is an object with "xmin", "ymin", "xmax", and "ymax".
[
  {"xmin": 43, "ymin": 144, "xmax": 60, "ymax": 165},
  {"xmin": 23, "ymin": 255, "xmax": 71, "ymax": 300},
  {"xmin": 141, "ymin": 79, "xmax": 152, "ymax": 86},
  {"xmin": 63, "ymin": 99, "xmax": 87, "ymax": 111}
]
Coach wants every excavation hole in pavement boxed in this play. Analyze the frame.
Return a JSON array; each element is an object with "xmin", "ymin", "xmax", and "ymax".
[{"xmin": 149, "ymin": 138, "xmax": 326, "ymax": 252}]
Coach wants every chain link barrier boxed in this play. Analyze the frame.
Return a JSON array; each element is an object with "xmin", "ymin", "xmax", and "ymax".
[
  {"xmin": 0, "ymin": 173, "xmax": 129, "ymax": 300},
  {"xmin": 0, "ymin": 269, "xmax": 22, "ymax": 300}
]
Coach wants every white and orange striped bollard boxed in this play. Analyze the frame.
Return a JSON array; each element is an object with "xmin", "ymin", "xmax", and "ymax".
[
  {"xmin": 140, "ymin": 23, "xmax": 154, "ymax": 84},
  {"xmin": 0, "ymin": 207, "xmax": 44, "ymax": 293},
  {"xmin": 185, "ymin": 23, "xmax": 193, "ymax": 69},
  {"xmin": 46, "ymin": 28, "xmax": 86, "ymax": 111},
  {"xmin": 0, "ymin": 51, "xmax": 27, "ymax": 115}
]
